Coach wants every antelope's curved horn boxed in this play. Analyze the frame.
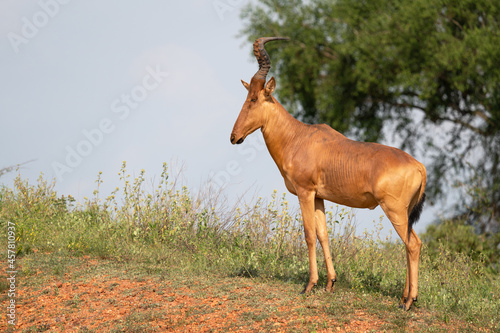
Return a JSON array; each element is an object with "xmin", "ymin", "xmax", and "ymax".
[{"xmin": 252, "ymin": 37, "xmax": 289, "ymax": 81}]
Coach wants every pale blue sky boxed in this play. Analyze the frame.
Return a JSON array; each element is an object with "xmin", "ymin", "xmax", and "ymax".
[{"xmin": 1, "ymin": 0, "xmax": 438, "ymax": 238}]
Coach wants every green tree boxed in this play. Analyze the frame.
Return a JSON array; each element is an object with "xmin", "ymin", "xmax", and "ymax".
[{"xmin": 240, "ymin": 0, "xmax": 500, "ymax": 232}]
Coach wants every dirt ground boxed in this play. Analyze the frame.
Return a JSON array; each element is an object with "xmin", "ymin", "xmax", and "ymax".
[
  {"xmin": 15, "ymin": 279, "xmax": 383, "ymax": 332},
  {"xmin": 1, "ymin": 255, "xmax": 478, "ymax": 332}
]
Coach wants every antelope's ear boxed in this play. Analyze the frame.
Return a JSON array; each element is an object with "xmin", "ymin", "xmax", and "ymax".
[
  {"xmin": 265, "ymin": 77, "xmax": 276, "ymax": 96},
  {"xmin": 241, "ymin": 80, "xmax": 250, "ymax": 91}
]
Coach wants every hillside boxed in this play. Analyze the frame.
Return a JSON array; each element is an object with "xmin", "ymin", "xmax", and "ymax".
[{"xmin": 1, "ymin": 165, "xmax": 499, "ymax": 332}]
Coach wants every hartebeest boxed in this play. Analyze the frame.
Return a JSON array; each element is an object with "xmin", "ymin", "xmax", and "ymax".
[{"xmin": 230, "ymin": 37, "xmax": 427, "ymax": 310}]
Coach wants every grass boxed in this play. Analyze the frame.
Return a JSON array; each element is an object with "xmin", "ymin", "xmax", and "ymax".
[
  {"xmin": 2, "ymin": 251, "xmax": 494, "ymax": 332},
  {"xmin": 1, "ymin": 162, "xmax": 499, "ymax": 331}
]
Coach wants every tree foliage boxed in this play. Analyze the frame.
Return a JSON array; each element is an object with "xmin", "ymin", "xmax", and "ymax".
[{"xmin": 240, "ymin": 0, "xmax": 500, "ymax": 232}]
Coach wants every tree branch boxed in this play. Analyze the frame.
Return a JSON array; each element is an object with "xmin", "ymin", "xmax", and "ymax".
[
  {"xmin": 0, "ymin": 159, "xmax": 36, "ymax": 178},
  {"xmin": 436, "ymin": 116, "xmax": 487, "ymax": 135}
]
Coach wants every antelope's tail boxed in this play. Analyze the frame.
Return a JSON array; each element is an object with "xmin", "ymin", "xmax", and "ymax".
[{"xmin": 408, "ymin": 165, "xmax": 427, "ymax": 240}]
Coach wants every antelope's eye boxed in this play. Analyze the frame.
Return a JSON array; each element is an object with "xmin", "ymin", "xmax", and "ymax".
[{"xmin": 250, "ymin": 98, "xmax": 257, "ymax": 102}]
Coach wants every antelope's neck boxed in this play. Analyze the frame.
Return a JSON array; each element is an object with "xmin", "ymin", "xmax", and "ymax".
[{"xmin": 261, "ymin": 98, "xmax": 304, "ymax": 168}]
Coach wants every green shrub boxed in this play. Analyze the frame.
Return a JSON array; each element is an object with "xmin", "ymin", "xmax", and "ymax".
[{"xmin": 422, "ymin": 219, "xmax": 500, "ymax": 274}]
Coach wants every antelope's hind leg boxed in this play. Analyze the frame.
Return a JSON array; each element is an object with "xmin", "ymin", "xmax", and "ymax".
[
  {"xmin": 401, "ymin": 251, "xmax": 410, "ymax": 305},
  {"xmin": 380, "ymin": 202, "xmax": 422, "ymax": 310},
  {"xmin": 402, "ymin": 229, "xmax": 422, "ymax": 310}
]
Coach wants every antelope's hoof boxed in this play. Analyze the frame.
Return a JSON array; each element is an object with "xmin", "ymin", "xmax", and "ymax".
[
  {"xmin": 325, "ymin": 278, "xmax": 337, "ymax": 293},
  {"xmin": 300, "ymin": 282, "xmax": 317, "ymax": 294},
  {"xmin": 398, "ymin": 297, "xmax": 417, "ymax": 311}
]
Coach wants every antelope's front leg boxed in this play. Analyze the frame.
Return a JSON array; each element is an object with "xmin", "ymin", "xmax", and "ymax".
[
  {"xmin": 315, "ymin": 198, "xmax": 337, "ymax": 292},
  {"xmin": 298, "ymin": 191, "xmax": 319, "ymax": 294}
]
